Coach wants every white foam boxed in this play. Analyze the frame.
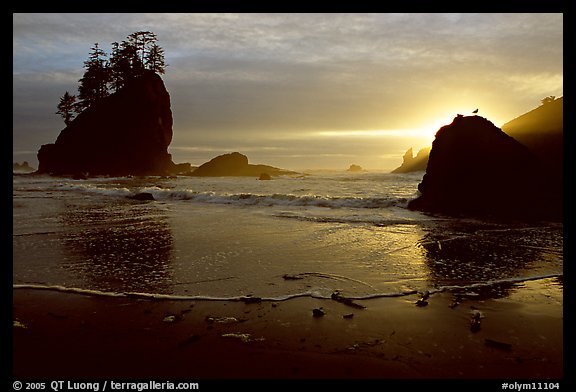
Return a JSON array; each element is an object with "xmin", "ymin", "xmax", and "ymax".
[
  {"xmin": 13, "ymin": 273, "xmax": 562, "ymax": 302},
  {"xmin": 52, "ymin": 180, "xmax": 413, "ymax": 210},
  {"xmin": 11, "ymin": 283, "xmax": 330, "ymax": 301},
  {"xmin": 57, "ymin": 183, "xmax": 133, "ymax": 197},
  {"xmin": 145, "ymin": 188, "xmax": 409, "ymax": 209}
]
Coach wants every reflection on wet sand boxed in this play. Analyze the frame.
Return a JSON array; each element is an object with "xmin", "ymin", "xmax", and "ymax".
[
  {"xmin": 59, "ymin": 200, "xmax": 174, "ymax": 293},
  {"xmin": 417, "ymin": 222, "xmax": 563, "ymax": 299}
]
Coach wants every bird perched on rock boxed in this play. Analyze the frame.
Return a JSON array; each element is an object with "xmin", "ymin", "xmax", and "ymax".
[{"xmin": 472, "ymin": 108, "xmax": 479, "ymax": 114}]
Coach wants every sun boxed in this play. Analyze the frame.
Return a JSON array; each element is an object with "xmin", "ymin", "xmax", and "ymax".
[
  {"xmin": 413, "ymin": 107, "xmax": 497, "ymax": 144},
  {"xmin": 406, "ymin": 114, "xmax": 458, "ymax": 146}
]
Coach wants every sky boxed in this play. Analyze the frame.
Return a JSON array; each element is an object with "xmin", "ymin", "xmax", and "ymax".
[{"xmin": 13, "ymin": 13, "xmax": 563, "ymax": 171}]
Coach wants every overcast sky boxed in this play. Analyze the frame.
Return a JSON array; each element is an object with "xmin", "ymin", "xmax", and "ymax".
[{"xmin": 13, "ymin": 13, "xmax": 563, "ymax": 171}]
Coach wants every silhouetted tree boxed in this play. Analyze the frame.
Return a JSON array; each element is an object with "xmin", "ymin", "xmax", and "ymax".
[
  {"xmin": 108, "ymin": 32, "xmax": 166, "ymax": 90},
  {"xmin": 67, "ymin": 32, "xmax": 167, "ymax": 111},
  {"xmin": 145, "ymin": 43, "xmax": 166, "ymax": 74},
  {"xmin": 541, "ymin": 96, "xmax": 556, "ymax": 105},
  {"xmin": 108, "ymin": 40, "xmax": 141, "ymax": 91},
  {"xmin": 55, "ymin": 91, "xmax": 78, "ymax": 125},
  {"xmin": 108, "ymin": 41, "xmax": 131, "ymax": 92},
  {"xmin": 128, "ymin": 31, "xmax": 157, "ymax": 66},
  {"xmin": 77, "ymin": 43, "xmax": 110, "ymax": 110}
]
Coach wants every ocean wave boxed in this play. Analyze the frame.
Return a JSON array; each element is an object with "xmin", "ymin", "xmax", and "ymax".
[
  {"xmin": 57, "ymin": 183, "xmax": 133, "ymax": 198},
  {"xmin": 13, "ymin": 273, "xmax": 562, "ymax": 302},
  {"xmin": 143, "ymin": 187, "xmax": 410, "ymax": 209},
  {"xmin": 58, "ymin": 183, "xmax": 410, "ymax": 210}
]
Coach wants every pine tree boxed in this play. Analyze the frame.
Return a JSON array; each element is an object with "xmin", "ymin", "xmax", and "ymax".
[
  {"xmin": 68, "ymin": 32, "xmax": 167, "ymax": 113},
  {"xmin": 77, "ymin": 43, "xmax": 110, "ymax": 110},
  {"xmin": 128, "ymin": 31, "xmax": 158, "ymax": 66},
  {"xmin": 55, "ymin": 91, "xmax": 78, "ymax": 125},
  {"xmin": 145, "ymin": 43, "xmax": 166, "ymax": 74},
  {"xmin": 108, "ymin": 42, "xmax": 127, "ymax": 92}
]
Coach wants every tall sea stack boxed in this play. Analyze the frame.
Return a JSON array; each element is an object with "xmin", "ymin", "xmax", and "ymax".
[
  {"xmin": 37, "ymin": 70, "xmax": 176, "ymax": 176},
  {"xmin": 408, "ymin": 115, "xmax": 562, "ymax": 221}
]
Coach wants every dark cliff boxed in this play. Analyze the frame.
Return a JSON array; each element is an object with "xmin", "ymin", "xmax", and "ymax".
[
  {"xmin": 501, "ymin": 97, "xmax": 563, "ymax": 180},
  {"xmin": 37, "ymin": 71, "xmax": 176, "ymax": 176}
]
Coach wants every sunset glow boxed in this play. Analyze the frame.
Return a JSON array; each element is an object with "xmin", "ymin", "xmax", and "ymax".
[
  {"xmin": 13, "ymin": 13, "xmax": 562, "ymax": 171},
  {"xmin": 12, "ymin": 12, "xmax": 564, "ymax": 381}
]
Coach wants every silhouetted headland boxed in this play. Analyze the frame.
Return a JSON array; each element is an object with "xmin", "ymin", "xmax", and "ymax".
[
  {"xmin": 391, "ymin": 147, "xmax": 430, "ymax": 173},
  {"xmin": 408, "ymin": 115, "xmax": 562, "ymax": 221},
  {"xmin": 190, "ymin": 152, "xmax": 297, "ymax": 178},
  {"xmin": 37, "ymin": 71, "xmax": 190, "ymax": 177},
  {"xmin": 501, "ymin": 97, "xmax": 563, "ymax": 179}
]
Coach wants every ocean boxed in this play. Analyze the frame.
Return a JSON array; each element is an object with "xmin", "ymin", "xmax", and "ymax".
[{"xmin": 12, "ymin": 171, "xmax": 563, "ymax": 302}]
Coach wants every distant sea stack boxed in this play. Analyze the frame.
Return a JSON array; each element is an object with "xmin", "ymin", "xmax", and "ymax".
[
  {"xmin": 191, "ymin": 152, "xmax": 297, "ymax": 177},
  {"xmin": 391, "ymin": 147, "xmax": 430, "ymax": 173},
  {"xmin": 408, "ymin": 115, "xmax": 561, "ymax": 221},
  {"xmin": 13, "ymin": 161, "xmax": 35, "ymax": 173},
  {"xmin": 37, "ymin": 71, "xmax": 178, "ymax": 176},
  {"xmin": 347, "ymin": 164, "xmax": 363, "ymax": 172}
]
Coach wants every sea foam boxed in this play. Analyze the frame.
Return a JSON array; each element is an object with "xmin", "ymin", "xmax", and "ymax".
[{"xmin": 13, "ymin": 273, "xmax": 562, "ymax": 302}]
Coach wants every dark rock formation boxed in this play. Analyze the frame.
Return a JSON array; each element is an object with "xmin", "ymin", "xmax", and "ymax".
[
  {"xmin": 127, "ymin": 192, "xmax": 155, "ymax": 201},
  {"xmin": 501, "ymin": 97, "xmax": 563, "ymax": 182},
  {"xmin": 347, "ymin": 164, "xmax": 363, "ymax": 172},
  {"xmin": 191, "ymin": 152, "xmax": 297, "ymax": 177},
  {"xmin": 391, "ymin": 147, "xmax": 430, "ymax": 173},
  {"xmin": 408, "ymin": 115, "xmax": 561, "ymax": 221},
  {"xmin": 172, "ymin": 162, "xmax": 194, "ymax": 175},
  {"xmin": 191, "ymin": 152, "xmax": 248, "ymax": 177},
  {"xmin": 37, "ymin": 71, "xmax": 178, "ymax": 177},
  {"xmin": 258, "ymin": 173, "xmax": 272, "ymax": 180}
]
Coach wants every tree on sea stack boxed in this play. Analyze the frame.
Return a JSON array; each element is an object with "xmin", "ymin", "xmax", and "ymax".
[
  {"xmin": 77, "ymin": 43, "xmax": 111, "ymax": 111},
  {"xmin": 56, "ymin": 31, "xmax": 167, "ymax": 124},
  {"xmin": 55, "ymin": 91, "xmax": 78, "ymax": 126},
  {"xmin": 145, "ymin": 43, "xmax": 166, "ymax": 75},
  {"xmin": 41, "ymin": 31, "xmax": 177, "ymax": 177}
]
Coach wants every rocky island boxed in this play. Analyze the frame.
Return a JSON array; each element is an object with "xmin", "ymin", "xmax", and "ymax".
[
  {"xmin": 37, "ymin": 71, "xmax": 181, "ymax": 177},
  {"xmin": 190, "ymin": 152, "xmax": 297, "ymax": 178},
  {"xmin": 391, "ymin": 147, "xmax": 430, "ymax": 173},
  {"xmin": 346, "ymin": 164, "xmax": 364, "ymax": 172}
]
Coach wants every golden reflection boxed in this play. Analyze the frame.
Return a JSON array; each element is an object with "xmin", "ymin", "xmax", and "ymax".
[{"xmin": 59, "ymin": 200, "xmax": 174, "ymax": 293}]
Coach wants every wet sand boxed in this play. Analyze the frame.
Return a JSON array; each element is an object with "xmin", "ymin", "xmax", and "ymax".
[{"xmin": 12, "ymin": 278, "xmax": 562, "ymax": 380}]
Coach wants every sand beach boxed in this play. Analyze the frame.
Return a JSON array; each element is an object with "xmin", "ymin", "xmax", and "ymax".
[{"xmin": 13, "ymin": 276, "xmax": 562, "ymax": 380}]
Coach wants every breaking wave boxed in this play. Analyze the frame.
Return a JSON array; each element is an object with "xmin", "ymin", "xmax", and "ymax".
[
  {"xmin": 146, "ymin": 190, "xmax": 410, "ymax": 209},
  {"xmin": 57, "ymin": 183, "xmax": 411, "ymax": 209}
]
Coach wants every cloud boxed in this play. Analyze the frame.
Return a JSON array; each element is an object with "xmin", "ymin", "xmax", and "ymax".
[{"xmin": 13, "ymin": 13, "xmax": 563, "ymax": 170}]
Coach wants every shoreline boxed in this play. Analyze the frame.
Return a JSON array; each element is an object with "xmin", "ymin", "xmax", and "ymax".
[{"xmin": 13, "ymin": 278, "xmax": 562, "ymax": 380}]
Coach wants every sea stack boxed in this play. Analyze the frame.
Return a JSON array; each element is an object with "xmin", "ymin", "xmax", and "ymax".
[
  {"xmin": 37, "ymin": 70, "xmax": 177, "ymax": 176},
  {"xmin": 391, "ymin": 147, "xmax": 430, "ymax": 173},
  {"xmin": 347, "ymin": 164, "xmax": 363, "ymax": 172},
  {"xmin": 190, "ymin": 152, "xmax": 297, "ymax": 177},
  {"xmin": 408, "ymin": 115, "xmax": 561, "ymax": 220}
]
